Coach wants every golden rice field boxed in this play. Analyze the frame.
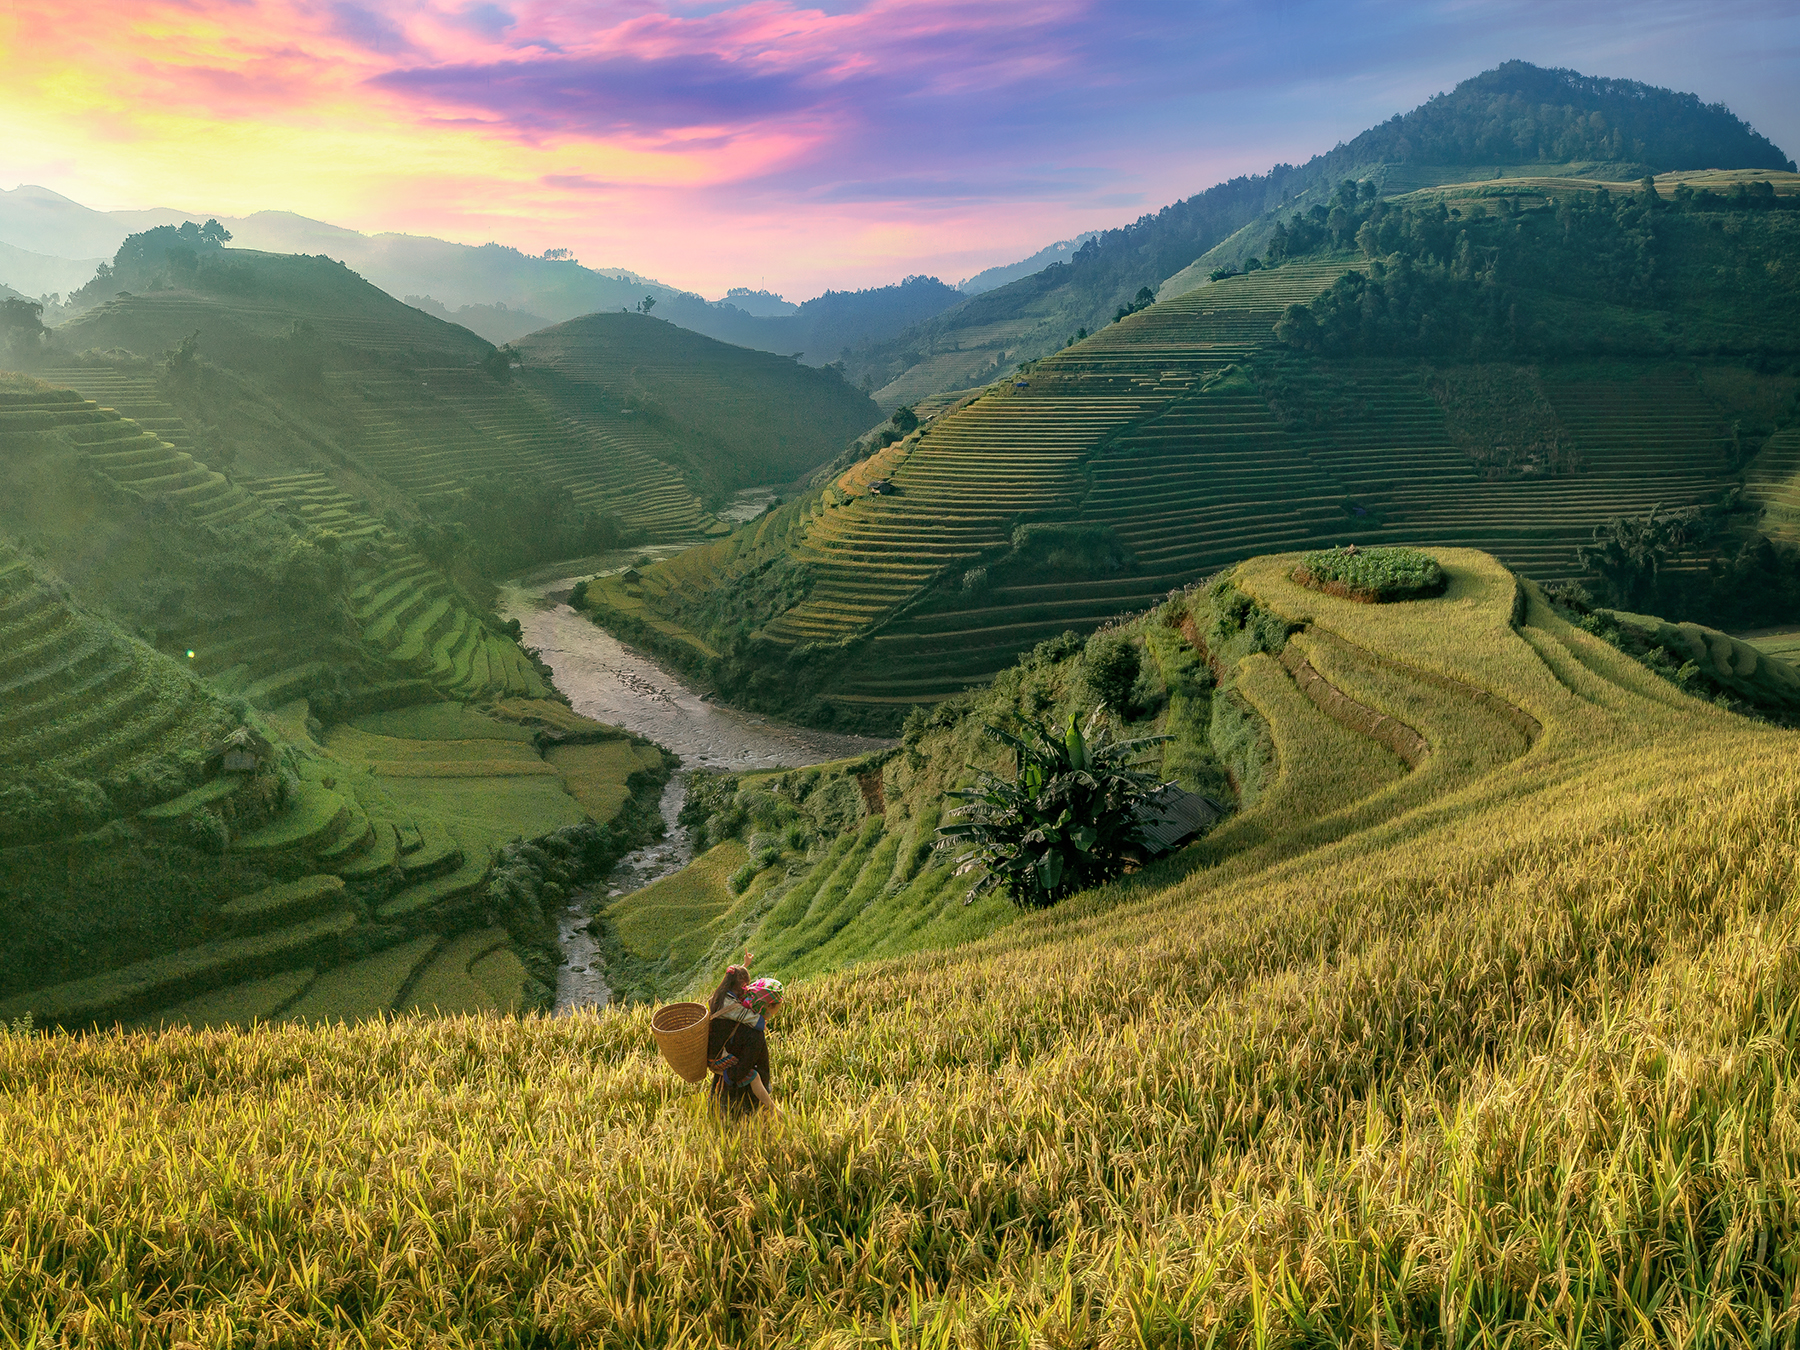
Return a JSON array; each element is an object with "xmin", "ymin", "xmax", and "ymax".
[{"xmin": 6, "ymin": 551, "xmax": 1800, "ymax": 1346}]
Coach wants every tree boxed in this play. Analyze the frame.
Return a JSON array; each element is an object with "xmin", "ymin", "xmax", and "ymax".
[
  {"xmin": 1, "ymin": 295, "xmax": 46, "ymax": 360},
  {"xmin": 938, "ymin": 709, "xmax": 1168, "ymax": 908},
  {"xmin": 1576, "ymin": 504, "xmax": 1715, "ymax": 609},
  {"xmin": 1082, "ymin": 630, "xmax": 1140, "ymax": 713},
  {"xmin": 637, "ymin": 295, "xmax": 657, "ymax": 314},
  {"xmin": 891, "ymin": 405, "xmax": 919, "ymax": 434},
  {"xmin": 164, "ymin": 331, "xmax": 201, "ymax": 386}
]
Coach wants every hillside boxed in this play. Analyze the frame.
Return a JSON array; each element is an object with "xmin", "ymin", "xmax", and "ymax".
[
  {"xmin": 513, "ymin": 312, "xmax": 884, "ymax": 496},
  {"xmin": 12, "ymin": 547, "xmax": 1800, "ymax": 1340},
  {"xmin": 584, "ymin": 174, "xmax": 1800, "ymax": 726},
  {"xmin": 20, "ymin": 233, "xmax": 886, "ymax": 542},
  {"xmin": 846, "ymin": 61, "xmax": 1795, "ymax": 407},
  {"xmin": 0, "ymin": 362, "xmax": 698, "ymax": 1014}
]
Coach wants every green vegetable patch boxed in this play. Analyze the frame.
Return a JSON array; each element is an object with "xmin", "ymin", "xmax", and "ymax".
[{"xmin": 1292, "ymin": 546, "xmax": 1446, "ymax": 603}]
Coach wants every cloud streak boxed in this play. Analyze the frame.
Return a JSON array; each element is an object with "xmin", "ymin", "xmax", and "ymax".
[{"xmin": 1, "ymin": 0, "xmax": 1795, "ymax": 297}]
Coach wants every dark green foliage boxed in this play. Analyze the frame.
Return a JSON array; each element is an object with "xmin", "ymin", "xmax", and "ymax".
[
  {"xmin": 680, "ymin": 761, "xmax": 885, "ymax": 856},
  {"xmin": 1576, "ymin": 505, "xmax": 1719, "ymax": 610},
  {"xmin": 1279, "ymin": 186, "xmax": 1800, "ymax": 364},
  {"xmin": 1, "ymin": 295, "xmax": 46, "ymax": 362},
  {"xmin": 1006, "ymin": 523, "xmax": 1134, "ymax": 578},
  {"xmin": 1112, "ymin": 287, "xmax": 1157, "ymax": 324},
  {"xmin": 891, "ymin": 405, "xmax": 919, "ymax": 434},
  {"xmin": 939, "ymin": 710, "xmax": 1169, "ymax": 908},
  {"xmin": 0, "ymin": 772, "xmax": 113, "ymax": 847},
  {"xmin": 423, "ymin": 474, "xmax": 633, "ymax": 579},
  {"xmin": 1083, "ymin": 631, "xmax": 1141, "ymax": 714},
  {"xmin": 1294, "ymin": 546, "xmax": 1446, "ymax": 602},
  {"xmin": 1199, "ymin": 576, "xmax": 1293, "ymax": 664}
]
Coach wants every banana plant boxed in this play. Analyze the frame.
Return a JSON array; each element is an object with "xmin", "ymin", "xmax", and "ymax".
[{"xmin": 938, "ymin": 707, "xmax": 1169, "ymax": 909}]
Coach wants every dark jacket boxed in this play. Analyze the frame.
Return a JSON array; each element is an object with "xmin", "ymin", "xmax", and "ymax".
[{"xmin": 706, "ymin": 1011, "xmax": 771, "ymax": 1113}]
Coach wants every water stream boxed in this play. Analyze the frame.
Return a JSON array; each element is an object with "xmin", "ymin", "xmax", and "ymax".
[{"xmin": 497, "ymin": 541, "xmax": 892, "ymax": 1013}]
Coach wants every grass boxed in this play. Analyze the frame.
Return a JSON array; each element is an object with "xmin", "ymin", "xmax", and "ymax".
[
  {"xmin": 125, "ymin": 968, "xmax": 318, "ymax": 1031},
  {"xmin": 350, "ymin": 704, "xmax": 538, "ymax": 743},
  {"xmin": 607, "ymin": 840, "xmax": 753, "ymax": 970},
  {"xmin": 0, "ymin": 911, "xmax": 357, "ymax": 1027},
  {"xmin": 218, "ymin": 875, "xmax": 349, "ymax": 933},
  {"xmin": 399, "ymin": 928, "xmax": 519, "ymax": 1014},
  {"xmin": 9, "ymin": 548, "xmax": 1800, "ymax": 1338},
  {"xmin": 546, "ymin": 740, "xmax": 649, "ymax": 825},
  {"xmin": 283, "ymin": 936, "xmax": 443, "ymax": 1023},
  {"xmin": 229, "ymin": 782, "xmax": 347, "ymax": 856}
]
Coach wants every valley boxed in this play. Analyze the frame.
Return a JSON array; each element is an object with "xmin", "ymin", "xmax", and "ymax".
[{"xmin": 5, "ymin": 53, "xmax": 1800, "ymax": 1345}]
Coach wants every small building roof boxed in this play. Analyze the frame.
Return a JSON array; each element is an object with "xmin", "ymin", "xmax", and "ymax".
[
  {"xmin": 1136, "ymin": 784, "xmax": 1224, "ymax": 855},
  {"xmin": 204, "ymin": 726, "xmax": 274, "ymax": 763}
]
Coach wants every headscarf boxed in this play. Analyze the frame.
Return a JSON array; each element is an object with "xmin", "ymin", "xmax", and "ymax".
[{"xmin": 743, "ymin": 977, "xmax": 783, "ymax": 1016}]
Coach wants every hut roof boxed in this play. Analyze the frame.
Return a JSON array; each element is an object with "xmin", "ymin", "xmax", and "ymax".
[
  {"xmin": 205, "ymin": 726, "xmax": 274, "ymax": 761},
  {"xmin": 1136, "ymin": 785, "xmax": 1223, "ymax": 855}
]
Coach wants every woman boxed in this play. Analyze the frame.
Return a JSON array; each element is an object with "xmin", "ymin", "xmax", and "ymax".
[{"xmin": 705, "ymin": 950, "xmax": 782, "ymax": 1115}]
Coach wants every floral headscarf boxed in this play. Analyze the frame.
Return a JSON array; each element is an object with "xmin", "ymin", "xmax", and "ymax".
[{"xmin": 743, "ymin": 977, "xmax": 783, "ymax": 1016}]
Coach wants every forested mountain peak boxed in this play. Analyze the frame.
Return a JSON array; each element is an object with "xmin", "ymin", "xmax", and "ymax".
[{"xmin": 847, "ymin": 61, "xmax": 1794, "ymax": 406}]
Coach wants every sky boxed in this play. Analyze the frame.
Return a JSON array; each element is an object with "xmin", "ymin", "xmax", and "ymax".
[{"xmin": 1, "ymin": 0, "xmax": 1796, "ymax": 299}]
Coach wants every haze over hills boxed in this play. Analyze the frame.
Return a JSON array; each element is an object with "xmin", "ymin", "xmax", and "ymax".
[{"xmin": 0, "ymin": 187, "xmax": 965, "ymax": 362}]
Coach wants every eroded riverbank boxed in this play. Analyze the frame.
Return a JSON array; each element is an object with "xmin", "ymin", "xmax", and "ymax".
[{"xmin": 497, "ymin": 550, "xmax": 892, "ymax": 1012}]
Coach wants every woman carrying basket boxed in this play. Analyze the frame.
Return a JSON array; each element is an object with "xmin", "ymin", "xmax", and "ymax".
[{"xmin": 705, "ymin": 950, "xmax": 782, "ymax": 1115}]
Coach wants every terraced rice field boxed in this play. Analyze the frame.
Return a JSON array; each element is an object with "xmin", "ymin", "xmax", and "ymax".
[
  {"xmin": 345, "ymin": 540, "xmax": 551, "ymax": 702},
  {"xmin": 623, "ymin": 259, "xmax": 1743, "ymax": 706},
  {"xmin": 0, "ymin": 384, "xmax": 265, "ymax": 528},
  {"xmin": 12, "ymin": 549, "xmax": 1800, "ymax": 1343},
  {"xmin": 321, "ymin": 368, "xmax": 718, "ymax": 541},
  {"xmin": 33, "ymin": 366, "xmax": 197, "ymax": 454},
  {"xmin": 2, "ymin": 698, "xmax": 655, "ymax": 1029},
  {"xmin": 1743, "ymin": 426, "xmax": 1800, "ymax": 543},
  {"xmin": 0, "ymin": 542, "xmax": 235, "ymax": 788}
]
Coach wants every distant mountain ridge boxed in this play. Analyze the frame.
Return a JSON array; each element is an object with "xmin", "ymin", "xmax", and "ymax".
[
  {"xmin": 845, "ymin": 61, "xmax": 1796, "ymax": 405},
  {"xmin": 0, "ymin": 188, "xmax": 963, "ymax": 362}
]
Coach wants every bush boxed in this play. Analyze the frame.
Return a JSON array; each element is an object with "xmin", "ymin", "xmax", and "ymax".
[
  {"xmin": 1083, "ymin": 631, "xmax": 1141, "ymax": 714},
  {"xmin": 1292, "ymin": 546, "xmax": 1446, "ymax": 602},
  {"xmin": 939, "ymin": 710, "xmax": 1168, "ymax": 909}
]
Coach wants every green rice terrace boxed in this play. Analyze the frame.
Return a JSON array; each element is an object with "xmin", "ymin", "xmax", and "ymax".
[
  {"xmin": 35, "ymin": 245, "xmax": 878, "ymax": 546},
  {"xmin": 0, "ymin": 604, "xmax": 674, "ymax": 1027},
  {"xmin": 16, "ymin": 545, "xmax": 1800, "ymax": 1341},
  {"xmin": 0, "ymin": 365, "xmax": 682, "ymax": 1027},
  {"xmin": 585, "ymin": 178, "xmax": 1800, "ymax": 724}
]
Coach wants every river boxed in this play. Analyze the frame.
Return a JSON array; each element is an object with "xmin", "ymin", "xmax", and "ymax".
[{"xmin": 496, "ymin": 542, "xmax": 892, "ymax": 1013}]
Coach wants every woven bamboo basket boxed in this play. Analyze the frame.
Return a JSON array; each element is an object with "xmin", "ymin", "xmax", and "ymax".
[{"xmin": 651, "ymin": 1001, "xmax": 711, "ymax": 1083}]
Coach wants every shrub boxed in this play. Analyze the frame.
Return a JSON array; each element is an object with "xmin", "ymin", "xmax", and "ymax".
[
  {"xmin": 1292, "ymin": 546, "xmax": 1446, "ymax": 602},
  {"xmin": 1083, "ymin": 631, "xmax": 1141, "ymax": 714},
  {"xmin": 939, "ymin": 709, "xmax": 1168, "ymax": 909}
]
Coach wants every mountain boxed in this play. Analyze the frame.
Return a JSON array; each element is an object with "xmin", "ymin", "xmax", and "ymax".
[
  {"xmin": 0, "ymin": 189, "xmax": 962, "ymax": 358},
  {"xmin": 958, "ymin": 232, "xmax": 1098, "ymax": 294},
  {"xmin": 512, "ymin": 312, "xmax": 884, "ymax": 498},
  {"xmin": 0, "ymin": 238, "xmax": 105, "ymax": 302},
  {"xmin": 847, "ymin": 61, "xmax": 1796, "ymax": 406},
  {"xmin": 580, "ymin": 167, "xmax": 1800, "ymax": 728}
]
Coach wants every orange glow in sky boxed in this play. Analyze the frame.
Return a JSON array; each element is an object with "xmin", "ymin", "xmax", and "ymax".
[{"xmin": 3, "ymin": 0, "xmax": 1795, "ymax": 297}]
